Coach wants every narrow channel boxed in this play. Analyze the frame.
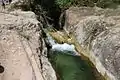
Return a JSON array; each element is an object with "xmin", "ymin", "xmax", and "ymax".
[
  {"xmin": 35, "ymin": 1, "xmax": 106, "ymax": 79},
  {"xmin": 44, "ymin": 33, "xmax": 105, "ymax": 80}
]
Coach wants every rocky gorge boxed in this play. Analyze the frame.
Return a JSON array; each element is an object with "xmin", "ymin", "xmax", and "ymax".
[{"xmin": 0, "ymin": 0, "xmax": 120, "ymax": 80}]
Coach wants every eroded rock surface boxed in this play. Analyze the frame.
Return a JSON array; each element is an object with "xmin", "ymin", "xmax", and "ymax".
[
  {"xmin": 0, "ymin": 1, "xmax": 57, "ymax": 80},
  {"xmin": 64, "ymin": 7, "xmax": 120, "ymax": 80}
]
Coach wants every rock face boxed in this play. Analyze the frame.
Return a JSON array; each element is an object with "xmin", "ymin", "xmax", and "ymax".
[
  {"xmin": 0, "ymin": 0, "xmax": 57, "ymax": 80},
  {"xmin": 64, "ymin": 7, "xmax": 120, "ymax": 80}
]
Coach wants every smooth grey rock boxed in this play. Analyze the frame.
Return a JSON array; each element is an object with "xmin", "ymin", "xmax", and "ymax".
[{"xmin": 64, "ymin": 7, "xmax": 120, "ymax": 80}]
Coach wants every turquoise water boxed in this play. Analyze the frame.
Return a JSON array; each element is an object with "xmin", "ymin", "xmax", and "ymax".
[
  {"xmin": 49, "ymin": 50, "xmax": 97, "ymax": 80},
  {"xmin": 46, "ymin": 34, "xmax": 105, "ymax": 80}
]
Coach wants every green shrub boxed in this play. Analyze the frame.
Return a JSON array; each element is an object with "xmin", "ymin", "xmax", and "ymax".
[
  {"xmin": 96, "ymin": 0, "xmax": 119, "ymax": 8},
  {"xmin": 55, "ymin": 0, "xmax": 120, "ymax": 9},
  {"xmin": 55, "ymin": 0, "xmax": 74, "ymax": 9},
  {"xmin": 73, "ymin": 0, "xmax": 119, "ymax": 8}
]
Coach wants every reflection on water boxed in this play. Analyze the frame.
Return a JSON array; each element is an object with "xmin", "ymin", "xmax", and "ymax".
[
  {"xmin": 49, "ymin": 50, "xmax": 96, "ymax": 80},
  {"xmin": 46, "ymin": 33, "xmax": 105, "ymax": 80}
]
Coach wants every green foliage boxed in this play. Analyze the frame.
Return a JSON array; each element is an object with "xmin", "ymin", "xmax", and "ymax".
[
  {"xmin": 55, "ymin": 0, "xmax": 74, "ymax": 9},
  {"xmin": 73, "ymin": 0, "xmax": 120, "ymax": 8},
  {"xmin": 96, "ymin": 0, "xmax": 118, "ymax": 8},
  {"xmin": 55, "ymin": 0, "xmax": 120, "ymax": 9}
]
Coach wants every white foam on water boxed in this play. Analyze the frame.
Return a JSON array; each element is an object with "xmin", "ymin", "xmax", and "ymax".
[
  {"xmin": 46, "ymin": 33, "xmax": 56, "ymax": 45},
  {"xmin": 52, "ymin": 43, "xmax": 75, "ymax": 51},
  {"xmin": 46, "ymin": 33, "xmax": 79, "ymax": 55}
]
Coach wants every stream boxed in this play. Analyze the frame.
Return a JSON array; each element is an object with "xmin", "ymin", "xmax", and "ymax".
[
  {"xmin": 45, "ymin": 32, "xmax": 105, "ymax": 80},
  {"xmin": 33, "ymin": 0, "xmax": 106, "ymax": 79}
]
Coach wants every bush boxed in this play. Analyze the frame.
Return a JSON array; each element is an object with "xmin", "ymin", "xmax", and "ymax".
[
  {"xmin": 73, "ymin": 0, "xmax": 120, "ymax": 8},
  {"xmin": 97, "ymin": 0, "xmax": 119, "ymax": 8},
  {"xmin": 55, "ymin": 0, "xmax": 120, "ymax": 9},
  {"xmin": 55, "ymin": 0, "xmax": 74, "ymax": 9}
]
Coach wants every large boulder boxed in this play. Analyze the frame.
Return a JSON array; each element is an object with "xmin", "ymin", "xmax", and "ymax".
[
  {"xmin": 0, "ymin": 6, "xmax": 56, "ymax": 80},
  {"xmin": 64, "ymin": 7, "xmax": 120, "ymax": 80}
]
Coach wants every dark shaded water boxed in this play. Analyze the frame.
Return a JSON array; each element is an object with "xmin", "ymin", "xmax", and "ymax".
[{"xmin": 48, "ymin": 50, "xmax": 102, "ymax": 80}]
